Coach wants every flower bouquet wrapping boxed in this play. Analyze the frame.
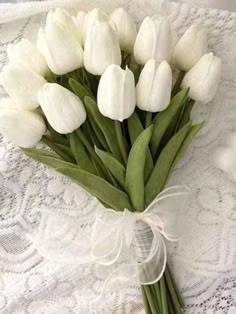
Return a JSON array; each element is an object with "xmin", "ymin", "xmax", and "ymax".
[{"xmin": 0, "ymin": 7, "xmax": 221, "ymax": 314}]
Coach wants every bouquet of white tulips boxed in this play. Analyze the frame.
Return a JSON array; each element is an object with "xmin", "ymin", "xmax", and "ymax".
[{"xmin": 0, "ymin": 7, "xmax": 222, "ymax": 314}]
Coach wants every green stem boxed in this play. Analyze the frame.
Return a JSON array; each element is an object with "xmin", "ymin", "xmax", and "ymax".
[
  {"xmin": 145, "ymin": 112, "xmax": 153, "ymax": 128},
  {"xmin": 166, "ymin": 290, "xmax": 175, "ymax": 314},
  {"xmin": 76, "ymin": 129, "xmax": 115, "ymax": 184},
  {"xmin": 153, "ymin": 282, "xmax": 162, "ymax": 313},
  {"xmin": 160, "ymin": 277, "xmax": 169, "ymax": 314},
  {"xmin": 166, "ymin": 265, "xmax": 185, "ymax": 309},
  {"xmin": 164, "ymin": 268, "xmax": 183, "ymax": 314},
  {"xmin": 144, "ymin": 286, "xmax": 159, "ymax": 314},
  {"xmin": 171, "ymin": 71, "xmax": 185, "ymax": 98},
  {"xmin": 46, "ymin": 70, "xmax": 57, "ymax": 83},
  {"xmin": 141, "ymin": 286, "xmax": 152, "ymax": 314},
  {"xmin": 42, "ymin": 136, "xmax": 75, "ymax": 163},
  {"xmin": 114, "ymin": 120, "xmax": 128, "ymax": 165}
]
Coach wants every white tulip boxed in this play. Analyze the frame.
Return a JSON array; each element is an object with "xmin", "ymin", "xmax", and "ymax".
[
  {"xmin": 84, "ymin": 21, "xmax": 121, "ymax": 75},
  {"xmin": 0, "ymin": 98, "xmax": 46, "ymax": 148},
  {"xmin": 136, "ymin": 60, "xmax": 172, "ymax": 112},
  {"xmin": 83, "ymin": 8, "xmax": 108, "ymax": 41},
  {"xmin": 38, "ymin": 83, "xmax": 86, "ymax": 134},
  {"xmin": 134, "ymin": 15, "xmax": 175, "ymax": 65},
  {"xmin": 1, "ymin": 63, "xmax": 46, "ymax": 110},
  {"xmin": 97, "ymin": 65, "xmax": 135, "ymax": 121},
  {"xmin": 7, "ymin": 39, "xmax": 48, "ymax": 77},
  {"xmin": 72, "ymin": 10, "xmax": 86, "ymax": 47},
  {"xmin": 37, "ymin": 8, "xmax": 83, "ymax": 75},
  {"xmin": 181, "ymin": 53, "xmax": 222, "ymax": 103},
  {"xmin": 174, "ymin": 25, "xmax": 208, "ymax": 71},
  {"xmin": 110, "ymin": 8, "xmax": 137, "ymax": 53}
]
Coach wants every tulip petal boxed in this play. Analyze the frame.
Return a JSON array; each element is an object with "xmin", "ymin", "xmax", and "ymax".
[
  {"xmin": 7, "ymin": 39, "xmax": 48, "ymax": 76},
  {"xmin": 84, "ymin": 21, "xmax": 121, "ymax": 75},
  {"xmin": 38, "ymin": 83, "xmax": 86, "ymax": 134},
  {"xmin": 97, "ymin": 64, "xmax": 135, "ymax": 121},
  {"xmin": 182, "ymin": 52, "xmax": 222, "ymax": 103},
  {"xmin": 174, "ymin": 25, "xmax": 208, "ymax": 71},
  {"xmin": 136, "ymin": 60, "xmax": 172, "ymax": 112},
  {"xmin": 0, "ymin": 98, "xmax": 46, "ymax": 147},
  {"xmin": 110, "ymin": 8, "xmax": 137, "ymax": 53},
  {"xmin": 1, "ymin": 63, "xmax": 46, "ymax": 110}
]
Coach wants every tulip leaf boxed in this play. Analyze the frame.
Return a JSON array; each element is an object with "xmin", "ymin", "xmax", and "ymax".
[
  {"xmin": 125, "ymin": 125, "xmax": 153, "ymax": 211},
  {"xmin": 84, "ymin": 97, "xmax": 123, "ymax": 162},
  {"xmin": 69, "ymin": 78, "xmax": 94, "ymax": 101},
  {"xmin": 69, "ymin": 132, "xmax": 97, "ymax": 174},
  {"xmin": 82, "ymin": 121, "xmax": 101, "ymax": 149},
  {"xmin": 42, "ymin": 136, "xmax": 75, "ymax": 163},
  {"xmin": 178, "ymin": 99, "xmax": 195, "ymax": 130},
  {"xmin": 23, "ymin": 148, "xmax": 126, "ymax": 209},
  {"xmin": 22, "ymin": 148, "xmax": 78, "ymax": 170},
  {"xmin": 145, "ymin": 122, "xmax": 192, "ymax": 206},
  {"xmin": 58, "ymin": 167, "xmax": 132, "ymax": 211},
  {"xmin": 172, "ymin": 122, "xmax": 204, "ymax": 170},
  {"xmin": 128, "ymin": 112, "xmax": 154, "ymax": 182},
  {"xmin": 128, "ymin": 112, "xmax": 144, "ymax": 145},
  {"xmin": 47, "ymin": 123, "xmax": 69, "ymax": 146},
  {"xmin": 86, "ymin": 118, "xmax": 110, "ymax": 151},
  {"xmin": 95, "ymin": 147, "xmax": 126, "ymax": 189},
  {"xmin": 150, "ymin": 89, "xmax": 189, "ymax": 159}
]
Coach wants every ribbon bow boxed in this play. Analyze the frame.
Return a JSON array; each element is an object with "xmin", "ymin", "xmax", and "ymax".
[{"xmin": 29, "ymin": 186, "xmax": 189, "ymax": 291}]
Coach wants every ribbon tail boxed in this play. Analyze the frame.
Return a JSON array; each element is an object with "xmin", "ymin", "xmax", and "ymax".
[
  {"xmin": 91, "ymin": 264, "xmax": 139, "ymax": 305},
  {"xmin": 138, "ymin": 226, "xmax": 167, "ymax": 285},
  {"xmin": 28, "ymin": 209, "xmax": 92, "ymax": 264}
]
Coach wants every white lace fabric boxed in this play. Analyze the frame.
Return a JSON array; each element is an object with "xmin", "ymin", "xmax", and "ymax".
[{"xmin": 0, "ymin": 1, "xmax": 236, "ymax": 313}]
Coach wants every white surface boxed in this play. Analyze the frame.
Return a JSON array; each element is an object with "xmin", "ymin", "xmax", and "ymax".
[
  {"xmin": 0, "ymin": 0, "xmax": 236, "ymax": 313},
  {"xmin": 176, "ymin": 0, "xmax": 236, "ymax": 11}
]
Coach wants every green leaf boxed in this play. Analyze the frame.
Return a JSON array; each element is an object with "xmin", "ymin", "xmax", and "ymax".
[
  {"xmin": 69, "ymin": 78, "xmax": 94, "ymax": 101},
  {"xmin": 84, "ymin": 97, "xmax": 123, "ymax": 162},
  {"xmin": 42, "ymin": 136, "xmax": 75, "ymax": 163},
  {"xmin": 128, "ymin": 112, "xmax": 144, "ymax": 145},
  {"xmin": 88, "ymin": 118, "xmax": 110, "ymax": 151},
  {"xmin": 126, "ymin": 125, "xmax": 153, "ymax": 211},
  {"xmin": 46, "ymin": 123, "xmax": 69, "ymax": 146},
  {"xmin": 178, "ymin": 99, "xmax": 195, "ymax": 130},
  {"xmin": 95, "ymin": 147, "xmax": 126, "ymax": 189},
  {"xmin": 145, "ymin": 122, "xmax": 192, "ymax": 206},
  {"xmin": 22, "ymin": 148, "xmax": 78, "ymax": 170},
  {"xmin": 23, "ymin": 148, "xmax": 129, "ymax": 210},
  {"xmin": 58, "ymin": 167, "xmax": 132, "ymax": 211},
  {"xmin": 128, "ymin": 112, "xmax": 154, "ymax": 182},
  {"xmin": 69, "ymin": 132, "xmax": 97, "ymax": 174},
  {"xmin": 150, "ymin": 89, "xmax": 189, "ymax": 159},
  {"xmin": 172, "ymin": 122, "xmax": 204, "ymax": 170},
  {"xmin": 82, "ymin": 121, "xmax": 101, "ymax": 149},
  {"xmin": 129, "ymin": 63, "xmax": 141, "ymax": 85}
]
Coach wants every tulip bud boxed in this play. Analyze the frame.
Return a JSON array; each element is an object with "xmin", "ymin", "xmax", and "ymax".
[
  {"xmin": 110, "ymin": 8, "xmax": 137, "ymax": 53},
  {"xmin": 83, "ymin": 8, "xmax": 108, "ymax": 41},
  {"xmin": 181, "ymin": 53, "xmax": 222, "ymax": 103},
  {"xmin": 1, "ymin": 63, "xmax": 46, "ymax": 110},
  {"xmin": 84, "ymin": 21, "xmax": 121, "ymax": 75},
  {"xmin": 134, "ymin": 15, "xmax": 174, "ymax": 65},
  {"xmin": 37, "ymin": 9, "xmax": 83, "ymax": 75},
  {"xmin": 97, "ymin": 65, "xmax": 135, "ymax": 121},
  {"xmin": 136, "ymin": 60, "xmax": 172, "ymax": 112},
  {"xmin": 7, "ymin": 39, "xmax": 48, "ymax": 77},
  {"xmin": 38, "ymin": 83, "xmax": 86, "ymax": 134},
  {"xmin": 0, "ymin": 98, "xmax": 46, "ymax": 148},
  {"xmin": 72, "ymin": 10, "xmax": 86, "ymax": 47},
  {"xmin": 174, "ymin": 25, "xmax": 208, "ymax": 71}
]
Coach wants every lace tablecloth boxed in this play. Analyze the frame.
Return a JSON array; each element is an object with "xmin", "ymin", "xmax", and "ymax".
[{"xmin": 0, "ymin": 1, "xmax": 236, "ymax": 313}]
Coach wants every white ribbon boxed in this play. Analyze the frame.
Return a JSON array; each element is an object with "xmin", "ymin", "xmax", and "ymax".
[{"xmin": 29, "ymin": 186, "xmax": 189, "ymax": 293}]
